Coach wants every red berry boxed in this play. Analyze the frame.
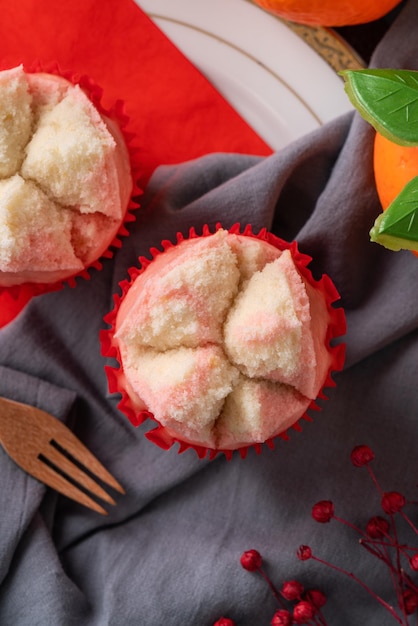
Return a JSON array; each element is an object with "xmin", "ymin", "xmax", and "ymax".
[
  {"xmin": 410, "ymin": 553, "xmax": 418, "ymax": 572},
  {"xmin": 350, "ymin": 445, "xmax": 375, "ymax": 467},
  {"xmin": 297, "ymin": 545, "xmax": 312, "ymax": 561},
  {"xmin": 293, "ymin": 600, "xmax": 315, "ymax": 623},
  {"xmin": 281, "ymin": 580, "xmax": 304, "ymax": 601},
  {"xmin": 312, "ymin": 500, "xmax": 334, "ymax": 523},
  {"xmin": 214, "ymin": 619, "xmax": 236, "ymax": 626},
  {"xmin": 381, "ymin": 491, "xmax": 406, "ymax": 514},
  {"xmin": 403, "ymin": 590, "xmax": 418, "ymax": 615},
  {"xmin": 271, "ymin": 609, "xmax": 292, "ymax": 626},
  {"xmin": 304, "ymin": 589, "xmax": 327, "ymax": 609},
  {"xmin": 240, "ymin": 549, "xmax": 262, "ymax": 571},
  {"xmin": 366, "ymin": 516, "xmax": 390, "ymax": 538}
]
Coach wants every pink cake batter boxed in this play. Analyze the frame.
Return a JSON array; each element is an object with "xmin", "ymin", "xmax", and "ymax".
[
  {"xmin": 111, "ymin": 229, "xmax": 341, "ymax": 451},
  {"xmin": 0, "ymin": 65, "xmax": 133, "ymax": 286}
]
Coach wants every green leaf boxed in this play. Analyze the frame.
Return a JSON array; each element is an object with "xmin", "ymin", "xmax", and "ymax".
[
  {"xmin": 340, "ymin": 69, "xmax": 418, "ymax": 146},
  {"xmin": 370, "ymin": 176, "xmax": 418, "ymax": 251}
]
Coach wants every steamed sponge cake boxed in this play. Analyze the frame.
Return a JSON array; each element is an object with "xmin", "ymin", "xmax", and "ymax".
[
  {"xmin": 122, "ymin": 345, "xmax": 240, "ymax": 448},
  {"xmin": 0, "ymin": 65, "xmax": 133, "ymax": 287},
  {"xmin": 216, "ymin": 377, "xmax": 310, "ymax": 449},
  {"xmin": 224, "ymin": 250, "xmax": 320, "ymax": 399},
  {"xmin": 112, "ymin": 230, "xmax": 338, "ymax": 450},
  {"xmin": 116, "ymin": 233, "xmax": 241, "ymax": 351},
  {"xmin": 0, "ymin": 174, "xmax": 82, "ymax": 273},
  {"xmin": 21, "ymin": 85, "xmax": 123, "ymax": 220},
  {"xmin": 224, "ymin": 252, "xmax": 305, "ymax": 379},
  {"xmin": 0, "ymin": 69, "xmax": 32, "ymax": 178}
]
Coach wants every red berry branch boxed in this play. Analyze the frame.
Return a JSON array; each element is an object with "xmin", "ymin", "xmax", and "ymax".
[
  {"xmin": 298, "ymin": 445, "xmax": 418, "ymax": 624},
  {"xmin": 215, "ymin": 549, "xmax": 328, "ymax": 626},
  {"xmin": 214, "ymin": 445, "xmax": 418, "ymax": 625}
]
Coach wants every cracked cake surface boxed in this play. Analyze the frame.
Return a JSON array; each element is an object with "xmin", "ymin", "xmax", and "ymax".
[
  {"xmin": 112, "ymin": 229, "xmax": 336, "ymax": 450},
  {"xmin": 0, "ymin": 65, "xmax": 132, "ymax": 286}
]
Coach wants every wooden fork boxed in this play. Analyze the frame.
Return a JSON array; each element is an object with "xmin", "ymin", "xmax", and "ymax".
[{"xmin": 0, "ymin": 396, "xmax": 125, "ymax": 515}]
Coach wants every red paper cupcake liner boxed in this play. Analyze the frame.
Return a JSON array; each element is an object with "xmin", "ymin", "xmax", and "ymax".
[
  {"xmin": 0, "ymin": 60, "xmax": 142, "ymax": 302},
  {"xmin": 100, "ymin": 222, "xmax": 346, "ymax": 461}
]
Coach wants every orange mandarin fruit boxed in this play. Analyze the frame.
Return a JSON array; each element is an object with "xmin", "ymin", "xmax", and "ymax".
[
  {"xmin": 251, "ymin": 0, "xmax": 402, "ymax": 27},
  {"xmin": 373, "ymin": 131, "xmax": 418, "ymax": 210},
  {"xmin": 373, "ymin": 132, "xmax": 418, "ymax": 256}
]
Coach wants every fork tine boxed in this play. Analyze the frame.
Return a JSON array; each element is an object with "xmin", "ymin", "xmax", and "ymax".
[
  {"xmin": 29, "ymin": 458, "xmax": 109, "ymax": 515},
  {"xmin": 0, "ymin": 396, "xmax": 125, "ymax": 513},
  {"xmin": 43, "ymin": 444, "xmax": 117, "ymax": 507},
  {"xmin": 48, "ymin": 424, "xmax": 125, "ymax": 495}
]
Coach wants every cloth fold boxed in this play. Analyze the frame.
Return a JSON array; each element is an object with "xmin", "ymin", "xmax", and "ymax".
[{"xmin": 1, "ymin": 1, "xmax": 418, "ymax": 624}]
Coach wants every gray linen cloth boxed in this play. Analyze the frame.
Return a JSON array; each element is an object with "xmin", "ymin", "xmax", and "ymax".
[{"xmin": 1, "ymin": 2, "xmax": 418, "ymax": 624}]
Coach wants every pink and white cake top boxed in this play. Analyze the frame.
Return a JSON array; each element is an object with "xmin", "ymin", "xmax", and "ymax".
[
  {"xmin": 102, "ymin": 225, "xmax": 346, "ymax": 459},
  {"xmin": 0, "ymin": 65, "xmax": 134, "ymax": 287}
]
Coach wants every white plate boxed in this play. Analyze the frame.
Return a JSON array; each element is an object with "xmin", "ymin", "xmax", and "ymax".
[
  {"xmin": 136, "ymin": 0, "xmax": 355, "ymax": 151},
  {"xmin": 136, "ymin": 0, "xmax": 352, "ymax": 150}
]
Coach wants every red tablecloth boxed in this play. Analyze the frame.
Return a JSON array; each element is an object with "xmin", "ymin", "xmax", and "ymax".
[{"xmin": 0, "ymin": 0, "xmax": 272, "ymax": 327}]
